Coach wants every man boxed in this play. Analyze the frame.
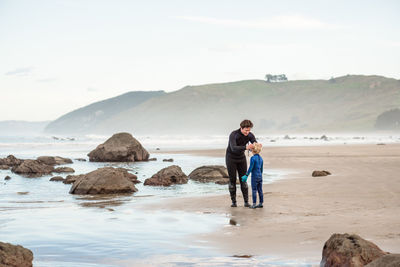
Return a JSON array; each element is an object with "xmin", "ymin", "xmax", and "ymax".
[{"xmin": 225, "ymin": 119, "xmax": 258, "ymax": 207}]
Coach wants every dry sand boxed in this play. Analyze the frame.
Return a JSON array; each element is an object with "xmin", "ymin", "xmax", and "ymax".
[{"xmin": 147, "ymin": 144, "xmax": 400, "ymax": 262}]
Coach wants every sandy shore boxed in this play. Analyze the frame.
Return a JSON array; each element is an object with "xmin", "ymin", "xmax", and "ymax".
[{"xmin": 148, "ymin": 144, "xmax": 400, "ymax": 262}]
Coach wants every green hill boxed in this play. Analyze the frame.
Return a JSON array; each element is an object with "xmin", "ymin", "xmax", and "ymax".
[
  {"xmin": 44, "ymin": 91, "xmax": 166, "ymax": 134},
  {"xmin": 45, "ymin": 75, "xmax": 400, "ymax": 135}
]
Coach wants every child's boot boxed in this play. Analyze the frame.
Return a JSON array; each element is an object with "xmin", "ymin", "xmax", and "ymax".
[{"xmin": 256, "ymin": 203, "xmax": 263, "ymax": 208}]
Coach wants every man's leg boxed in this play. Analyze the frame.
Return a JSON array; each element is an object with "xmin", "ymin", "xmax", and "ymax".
[
  {"xmin": 237, "ymin": 158, "xmax": 249, "ymax": 206},
  {"xmin": 225, "ymin": 155, "xmax": 237, "ymax": 206}
]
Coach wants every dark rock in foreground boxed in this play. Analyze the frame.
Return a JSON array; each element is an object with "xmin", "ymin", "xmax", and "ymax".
[
  {"xmin": 144, "ymin": 165, "xmax": 188, "ymax": 186},
  {"xmin": 37, "ymin": 156, "xmax": 72, "ymax": 165},
  {"xmin": 4, "ymin": 176, "xmax": 11, "ymax": 180},
  {"xmin": 53, "ymin": 167, "xmax": 75, "ymax": 173},
  {"xmin": 69, "ymin": 167, "xmax": 139, "ymax": 194},
  {"xmin": 189, "ymin": 165, "xmax": 229, "ymax": 184},
  {"xmin": 366, "ymin": 254, "xmax": 400, "ymax": 267},
  {"xmin": 0, "ymin": 155, "xmax": 24, "ymax": 167},
  {"xmin": 50, "ymin": 176, "xmax": 65, "ymax": 182},
  {"xmin": 88, "ymin": 132, "xmax": 149, "ymax": 162},
  {"xmin": 0, "ymin": 241, "xmax": 33, "ymax": 267},
  {"xmin": 11, "ymin": 160, "xmax": 54, "ymax": 177},
  {"xmin": 312, "ymin": 170, "xmax": 331, "ymax": 177},
  {"xmin": 320, "ymin": 233, "xmax": 388, "ymax": 267}
]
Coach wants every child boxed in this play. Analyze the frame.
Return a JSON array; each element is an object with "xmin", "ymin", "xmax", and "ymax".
[{"xmin": 241, "ymin": 143, "xmax": 264, "ymax": 209}]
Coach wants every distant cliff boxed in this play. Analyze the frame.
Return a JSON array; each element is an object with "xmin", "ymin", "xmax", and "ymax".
[{"xmin": 44, "ymin": 75, "xmax": 400, "ymax": 135}]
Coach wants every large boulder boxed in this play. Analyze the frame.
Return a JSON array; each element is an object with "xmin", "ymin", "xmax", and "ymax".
[
  {"xmin": 87, "ymin": 132, "xmax": 149, "ymax": 162},
  {"xmin": 69, "ymin": 167, "xmax": 140, "ymax": 194},
  {"xmin": 36, "ymin": 156, "xmax": 72, "ymax": 165},
  {"xmin": 189, "ymin": 165, "xmax": 229, "ymax": 184},
  {"xmin": 11, "ymin": 160, "xmax": 54, "ymax": 177},
  {"xmin": 144, "ymin": 165, "xmax": 188, "ymax": 186},
  {"xmin": 320, "ymin": 233, "xmax": 388, "ymax": 267},
  {"xmin": 0, "ymin": 241, "xmax": 33, "ymax": 267},
  {"xmin": 366, "ymin": 254, "xmax": 400, "ymax": 267},
  {"xmin": 0, "ymin": 155, "xmax": 24, "ymax": 167}
]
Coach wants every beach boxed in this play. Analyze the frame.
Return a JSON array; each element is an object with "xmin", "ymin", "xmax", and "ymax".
[{"xmin": 147, "ymin": 144, "xmax": 400, "ymax": 262}]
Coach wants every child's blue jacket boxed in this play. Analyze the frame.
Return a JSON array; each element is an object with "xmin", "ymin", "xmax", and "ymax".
[{"xmin": 246, "ymin": 154, "xmax": 263, "ymax": 180}]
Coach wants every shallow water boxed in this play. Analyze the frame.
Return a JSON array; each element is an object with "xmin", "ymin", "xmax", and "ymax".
[{"xmin": 0, "ymin": 140, "xmax": 312, "ymax": 266}]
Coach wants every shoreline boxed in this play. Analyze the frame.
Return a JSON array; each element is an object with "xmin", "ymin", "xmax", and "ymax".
[{"xmin": 146, "ymin": 143, "xmax": 400, "ymax": 262}]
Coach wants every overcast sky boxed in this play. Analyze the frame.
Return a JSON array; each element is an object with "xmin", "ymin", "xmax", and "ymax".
[{"xmin": 1, "ymin": 0, "xmax": 399, "ymax": 121}]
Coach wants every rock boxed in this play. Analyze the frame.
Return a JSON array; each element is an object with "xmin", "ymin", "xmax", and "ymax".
[
  {"xmin": 53, "ymin": 167, "xmax": 75, "ymax": 173},
  {"xmin": 0, "ymin": 165, "xmax": 10, "ymax": 170},
  {"xmin": 4, "ymin": 176, "xmax": 11, "ymax": 180},
  {"xmin": 144, "ymin": 165, "xmax": 188, "ymax": 186},
  {"xmin": 88, "ymin": 132, "xmax": 149, "ymax": 162},
  {"xmin": 284, "ymin": 135, "xmax": 291, "ymax": 140},
  {"xmin": 156, "ymin": 148, "xmax": 160, "ymax": 150},
  {"xmin": 0, "ymin": 155, "xmax": 24, "ymax": 167},
  {"xmin": 189, "ymin": 165, "xmax": 229, "ymax": 184},
  {"xmin": 50, "ymin": 176, "xmax": 65, "ymax": 182},
  {"xmin": 312, "ymin": 170, "xmax": 331, "ymax": 177},
  {"xmin": 17, "ymin": 192, "xmax": 29, "ymax": 195},
  {"xmin": 366, "ymin": 254, "xmax": 400, "ymax": 267},
  {"xmin": 11, "ymin": 160, "xmax": 54, "ymax": 177},
  {"xmin": 148, "ymin": 158, "xmax": 157, "ymax": 161},
  {"xmin": 320, "ymin": 233, "xmax": 388, "ymax": 267},
  {"xmin": 75, "ymin": 158, "xmax": 87, "ymax": 162},
  {"xmin": 36, "ymin": 156, "xmax": 72, "ymax": 165},
  {"xmin": 63, "ymin": 174, "xmax": 84, "ymax": 184},
  {"xmin": 163, "ymin": 158, "xmax": 174, "ymax": 162},
  {"xmin": 0, "ymin": 241, "xmax": 33, "ymax": 267},
  {"xmin": 321, "ymin": 135, "xmax": 329, "ymax": 141},
  {"xmin": 69, "ymin": 167, "xmax": 139, "ymax": 194}
]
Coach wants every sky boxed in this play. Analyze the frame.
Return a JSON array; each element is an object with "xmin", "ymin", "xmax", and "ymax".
[{"xmin": 0, "ymin": 0, "xmax": 399, "ymax": 121}]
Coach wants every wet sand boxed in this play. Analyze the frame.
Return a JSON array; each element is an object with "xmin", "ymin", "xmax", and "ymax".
[{"xmin": 148, "ymin": 144, "xmax": 400, "ymax": 262}]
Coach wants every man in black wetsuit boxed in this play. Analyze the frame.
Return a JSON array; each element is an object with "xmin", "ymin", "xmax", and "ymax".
[{"xmin": 226, "ymin": 119, "xmax": 258, "ymax": 207}]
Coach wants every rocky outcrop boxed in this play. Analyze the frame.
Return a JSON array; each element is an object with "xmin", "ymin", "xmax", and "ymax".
[
  {"xmin": 366, "ymin": 254, "xmax": 400, "ymax": 267},
  {"xmin": 144, "ymin": 165, "xmax": 188, "ymax": 186},
  {"xmin": 320, "ymin": 233, "xmax": 388, "ymax": 267},
  {"xmin": 36, "ymin": 156, "xmax": 72, "ymax": 165},
  {"xmin": 53, "ymin": 167, "xmax": 75, "ymax": 173},
  {"xmin": 312, "ymin": 170, "xmax": 331, "ymax": 177},
  {"xmin": 87, "ymin": 132, "xmax": 149, "ymax": 162},
  {"xmin": 69, "ymin": 167, "xmax": 139, "ymax": 194},
  {"xmin": 189, "ymin": 165, "xmax": 229, "ymax": 184},
  {"xmin": 0, "ymin": 155, "xmax": 24, "ymax": 167},
  {"xmin": 0, "ymin": 241, "xmax": 33, "ymax": 267},
  {"xmin": 11, "ymin": 160, "xmax": 54, "ymax": 177},
  {"xmin": 0, "ymin": 165, "xmax": 10, "ymax": 170}
]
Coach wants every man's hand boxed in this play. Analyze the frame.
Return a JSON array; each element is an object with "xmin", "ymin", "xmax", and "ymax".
[{"xmin": 246, "ymin": 143, "xmax": 255, "ymax": 150}]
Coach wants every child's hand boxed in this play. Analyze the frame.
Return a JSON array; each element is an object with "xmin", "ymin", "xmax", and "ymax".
[{"xmin": 241, "ymin": 175, "xmax": 248, "ymax": 182}]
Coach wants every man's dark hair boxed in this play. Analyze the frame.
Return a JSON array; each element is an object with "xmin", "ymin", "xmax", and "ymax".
[{"xmin": 240, "ymin": 119, "xmax": 253, "ymax": 128}]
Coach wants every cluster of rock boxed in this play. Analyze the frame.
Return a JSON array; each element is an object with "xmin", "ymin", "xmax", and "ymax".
[
  {"xmin": 321, "ymin": 233, "xmax": 400, "ymax": 267},
  {"xmin": 0, "ymin": 241, "xmax": 33, "ymax": 267},
  {"xmin": 0, "ymin": 155, "xmax": 75, "ymax": 178}
]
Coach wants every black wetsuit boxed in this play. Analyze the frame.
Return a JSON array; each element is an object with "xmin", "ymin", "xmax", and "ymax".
[{"xmin": 225, "ymin": 128, "xmax": 257, "ymax": 204}]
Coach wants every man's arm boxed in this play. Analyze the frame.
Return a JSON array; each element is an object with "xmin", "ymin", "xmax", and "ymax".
[
  {"xmin": 229, "ymin": 132, "xmax": 246, "ymax": 153},
  {"xmin": 249, "ymin": 132, "xmax": 257, "ymax": 144}
]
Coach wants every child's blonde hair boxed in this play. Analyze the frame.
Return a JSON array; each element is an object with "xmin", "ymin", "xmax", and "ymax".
[{"xmin": 252, "ymin": 143, "xmax": 262, "ymax": 154}]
